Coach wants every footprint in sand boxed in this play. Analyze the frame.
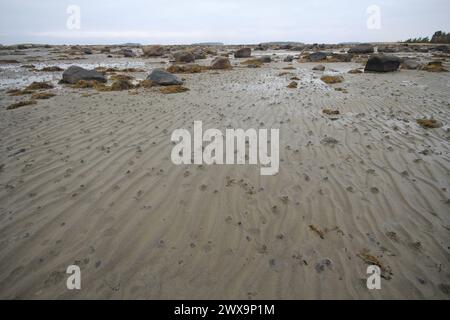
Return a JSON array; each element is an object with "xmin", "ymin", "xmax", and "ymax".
[
  {"xmin": 370, "ymin": 187, "xmax": 380, "ymax": 194},
  {"xmin": 315, "ymin": 258, "xmax": 333, "ymax": 273}
]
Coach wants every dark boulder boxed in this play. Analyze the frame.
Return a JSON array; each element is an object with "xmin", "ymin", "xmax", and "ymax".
[
  {"xmin": 173, "ymin": 51, "xmax": 195, "ymax": 63},
  {"xmin": 143, "ymin": 45, "xmax": 165, "ymax": 57},
  {"xmin": 61, "ymin": 66, "xmax": 106, "ymax": 84},
  {"xmin": 329, "ymin": 53, "xmax": 353, "ymax": 62},
  {"xmin": 82, "ymin": 48, "xmax": 93, "ymax": 54},
  {"xmin": 348, "ymin": 44, "xmax": 374, "ymax": 54},
  {"xmin": 234, "ymin": 48, "xmax": 251, "ymax": 58},
  {"xmin": 364, "ymin": 55, "xmax": 401, "ymax": 72},
  {"xmin": 255, "ymin": 44, "xmax": 268, "ymax": 51},
  {"xmin": 122, "ymin": 49, "xmax": 135, "ymax": 57},
  {"xmin": 146, "ymin": 68, "xmax": 182, "ymax": 85},
  {"xmin": 308, "ymin": 51, "xmax": 329, "ymax": 62},
  {"xmin": 211, "ymin": 57, "xmax": 231, "ymax": 69}
]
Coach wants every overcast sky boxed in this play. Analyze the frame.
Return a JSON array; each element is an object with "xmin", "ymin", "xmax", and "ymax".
[{"xmin": 0, "ymin": 0, "xmax": 449, "ymax": 45}]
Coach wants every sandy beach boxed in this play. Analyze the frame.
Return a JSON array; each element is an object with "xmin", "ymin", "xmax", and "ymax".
[{"xmin": 0, "ymin": 44, "xmax": 449, "ymax": 299}]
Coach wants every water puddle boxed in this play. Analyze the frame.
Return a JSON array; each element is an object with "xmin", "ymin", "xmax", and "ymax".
[{"xmin": 0, "ymin": 60, "xmax": 149, "ymax": 90}]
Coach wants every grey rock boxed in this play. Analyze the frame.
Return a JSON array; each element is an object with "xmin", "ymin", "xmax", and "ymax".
[
  {"xmin": 313, "ymin": 64, "xmax": 325, "ymax": 71},
  {"xmin": 173, "ymin": 51, "xmax": 195, "ymax": 63},
  {"xmin": 122, "ymin": 48, "xmax": 135, "ymax": 57},
  {"xmin": 401, "ymin": 59, "xmax": 421, "ymax": 70},
  {"xmin": 210, "ymin": 57, "xmax": 232, "ymax": 69},
  {"xmin": 308, "ymin": 51, "xmax": 329, "ymax": 62},
  {"xmin": 365, "ymin": 55, "xmax": 401, "ymax": 72},
  {"xmin": 348, "ymin": 44, "xmax": 374, "ymax": 54},
  {"xmin": 61, "ymin": 66, "xmax": 106, "ymax": 84},
  {"xmin": 234, "ymin": 47, "xmax": 251, "ymax": 58},
  {"xmin": 146, "ymin": 68, "xmax": 182, "ymax": 85},
  {"xmin": 82, "ymin": 48, "xmax": 93, "ymax": 55},
  {"xmin": 143, "ymin": 45, "xmax": 164, "ymax": 57}
]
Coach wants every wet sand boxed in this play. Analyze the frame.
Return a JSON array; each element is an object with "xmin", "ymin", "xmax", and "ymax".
[{"xmin": 0, "ymin": 46, "xmax": 449, "ymax": 299}]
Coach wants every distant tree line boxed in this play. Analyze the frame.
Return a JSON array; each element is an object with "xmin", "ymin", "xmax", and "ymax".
[{"xmin": 403, "ymin": 31, "xmax": 450, "ymax": 43}]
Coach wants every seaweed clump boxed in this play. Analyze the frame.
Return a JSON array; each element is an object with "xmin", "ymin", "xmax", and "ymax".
[
  {"xmin": 7, "ymin": 100, "xmax": 37, "ymax": 110},
  {"xmin": 159, "ymin": 85, "xmax": 189, "ymax": 94},
  {"xmin": 31, "ymin": 92, "xmax": 56, "ymax": 99},
  {"xmin": 416, "ymin": 119, "xmax": 442, "ymax": 129},
  {"xmin": 287, "ymin": 81, "xmax": 298, "ymax": 88},
  {"xmin": 322, "ymin": 109, "xmax": 340, "ymax": 115},
  {"xmin": 321, "ymin": 75, "xmax": 344, "ymax": 84},
  {"xmin": 25, "ymin": 81, "xmax": 54, "ymax": 90}
]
